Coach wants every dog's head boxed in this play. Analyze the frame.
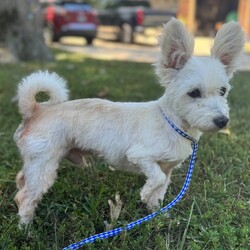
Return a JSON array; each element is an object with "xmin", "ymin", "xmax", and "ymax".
[{"xmin": 155, "ymin": 18, "xmax": 245, "ymax": 132}]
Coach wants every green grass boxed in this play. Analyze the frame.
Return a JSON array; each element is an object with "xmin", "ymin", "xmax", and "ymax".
[{"xmin": 0, "ymin": 50, "xmax": 250, "ymax": 250}]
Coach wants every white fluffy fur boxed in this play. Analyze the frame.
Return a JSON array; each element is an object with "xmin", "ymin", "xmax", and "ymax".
[
  {"xmin": 211, "ymin": 21, "xmax": 245, "ymax": 77},
  {"xmin": 14, "ymin": 18, "xmax": 245, "ymax": 226},
  {"xmin": 17, "ymin": 71, "xmax": 68, "ymax": 119}
]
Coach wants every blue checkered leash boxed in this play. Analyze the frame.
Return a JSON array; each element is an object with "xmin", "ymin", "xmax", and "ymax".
[{"xmin": 63, "ymin": 109, "xmax": 198, "ymax": 250}]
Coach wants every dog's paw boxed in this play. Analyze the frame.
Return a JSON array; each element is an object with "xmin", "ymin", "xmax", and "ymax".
[
  {"xmin": 147, "ymin": 195, "xmax": 162, "ymax": 211},
  {"xmin": 140, "ymin": 188, "xmax": 152, "ymax": 205},
  {"xmin": 140, "ymin": 188, "xmax": 162, "ymax": 210}
]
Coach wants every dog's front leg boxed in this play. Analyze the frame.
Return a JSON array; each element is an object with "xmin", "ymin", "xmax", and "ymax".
[
  {"xmin": 147, "ymin": 173, "xmax": 172, "ymax": 209},
  {"xmin": 137, "ymin": 159, "xmax": 167, "ymax": 208},
  {"xmin": 146, "ymin": 164, "xmax": 174, "ymax": 209}
]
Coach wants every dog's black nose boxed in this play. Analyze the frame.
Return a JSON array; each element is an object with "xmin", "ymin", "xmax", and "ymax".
[{"xmin": 213, "ymin": 116, "xmax": 229, "ymax": 129}]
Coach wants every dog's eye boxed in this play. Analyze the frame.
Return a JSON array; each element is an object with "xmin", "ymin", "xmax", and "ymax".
[
  {"xmin": 188, "ymin": 89, "xmax": 201, "ymax": 98},
  {"xmin": 219, "ymin": 87, "xmax": 227, "ymax": 96}
]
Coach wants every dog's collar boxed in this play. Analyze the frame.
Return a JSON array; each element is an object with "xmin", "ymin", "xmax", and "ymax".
[{"xmin": 160, "ymin": 108, "xmax": 198, "ymax": 144}]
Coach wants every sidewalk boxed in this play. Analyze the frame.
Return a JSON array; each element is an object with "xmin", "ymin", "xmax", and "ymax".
[{"xmin": 1, "ymin": 36, "xmax": 250, "ymax": 71}]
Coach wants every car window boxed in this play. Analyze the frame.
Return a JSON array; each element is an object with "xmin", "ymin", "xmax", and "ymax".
[
  {"xmin": 121, "ymin": 1, "xmax": 150, "ymax": 7},
  {"xmin": 103, "ymin": 0, "xmax": 150, "ymax": 9},
  {"xmin": 61, "ymin": 3, "xmax": 92, "ymax": 11}
]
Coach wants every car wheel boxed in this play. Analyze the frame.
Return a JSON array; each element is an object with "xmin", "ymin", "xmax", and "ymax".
[
  {"xmin": 120, "ymin": 23, "xmax": 134, "ymax": 44},
  {"xmin": 86, "ymin": 37, "xmax": 94, "ymax": 45},
  {"xmin": 52, "ymin": 34, "xmax": 60, "ymax": 42}
]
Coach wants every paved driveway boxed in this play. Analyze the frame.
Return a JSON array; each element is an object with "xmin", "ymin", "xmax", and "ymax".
[
  {"xmin": 51, "ymin": 37, "xmax": 160, "ymax": 63},
  {"xmin": 51, "ymin": 37, "xmax": 250, "ymax": 70}
]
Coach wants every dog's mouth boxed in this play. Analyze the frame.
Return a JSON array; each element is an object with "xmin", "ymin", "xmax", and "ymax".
[{"xmin": 200, "ymin": 127, "xmax": 223, "ymax": 133}]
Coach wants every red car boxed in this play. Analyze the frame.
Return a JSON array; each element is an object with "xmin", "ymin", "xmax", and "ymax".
[{"xmin": 42, "ymin": 1, "xmax": 99, "ymax": 45}]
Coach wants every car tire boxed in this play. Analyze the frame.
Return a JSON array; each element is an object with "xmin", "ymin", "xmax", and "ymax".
[
  {"xmin": 120, "ymin": 23, "xmax": 134, "ymax": 44},
  {"xmin": 52, "ymin": 34, "xmax": 60, "ymax": 42},
  {"xmin": 86, "ymin": 37, "xmax": 94, "ymax": 45}
]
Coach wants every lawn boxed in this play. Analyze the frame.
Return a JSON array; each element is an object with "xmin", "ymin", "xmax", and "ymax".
[{"xmin": 0, "ymin": 50, "xmax": 249, "ymax": 250}]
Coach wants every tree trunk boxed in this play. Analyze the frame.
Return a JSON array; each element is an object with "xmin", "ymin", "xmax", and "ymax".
[{"xmin": 0, "ymin": 0, "xmax": 52, "ymax": 61}]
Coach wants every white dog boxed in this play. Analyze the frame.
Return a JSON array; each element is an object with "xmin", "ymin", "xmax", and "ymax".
[{"xmin": 14, "ymin": 18, "xmax": 244, "ymax": 226}]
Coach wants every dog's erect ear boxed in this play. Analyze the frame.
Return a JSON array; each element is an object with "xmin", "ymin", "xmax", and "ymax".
[
  {"xmin": 211, "ymin": 21, "xmax": 245, "ymax": 78},
  {"xmin": 155, "ymin": 18, "xmax": 194, "ymax": 87},
  {"xmin": 159, "ymin": 18, "xmax": 194, "ymax": 70}
]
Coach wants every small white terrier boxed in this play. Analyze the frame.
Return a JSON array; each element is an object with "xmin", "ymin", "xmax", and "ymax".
[{"xmin": 14, "ymin": 18, "xmax": 244, "ymax": 226}]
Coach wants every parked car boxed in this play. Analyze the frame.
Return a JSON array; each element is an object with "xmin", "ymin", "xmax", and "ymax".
[
  {"xmin": 97, "ymin": 0, "xmax": 176, "ymax": 43},
  {"xmin": 42, "ymin": 1, "xmax": 99, "ymax": 45}
]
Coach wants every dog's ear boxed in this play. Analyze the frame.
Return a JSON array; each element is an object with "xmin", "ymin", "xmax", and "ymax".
[
  {"xmin": 155, "ymin": 18, "xmax": 194, "ymax": 87},
  {"xmin": 211, "ymin": 21, "xmax": 245, "ymax": 78}
]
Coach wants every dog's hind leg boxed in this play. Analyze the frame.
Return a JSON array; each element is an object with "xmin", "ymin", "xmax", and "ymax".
[
  {"xmin": 16, "ymin": 170, "xmax": 25, "ymax": 190},
  {"xmin": 15, "ymin": 153, "xmax": 62, "ymax": 226}
]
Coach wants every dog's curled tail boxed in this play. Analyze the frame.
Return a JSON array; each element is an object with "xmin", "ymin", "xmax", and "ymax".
[{"xmin": 17, "ymin": 71, "xmax": 69, "ymax": 119}]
